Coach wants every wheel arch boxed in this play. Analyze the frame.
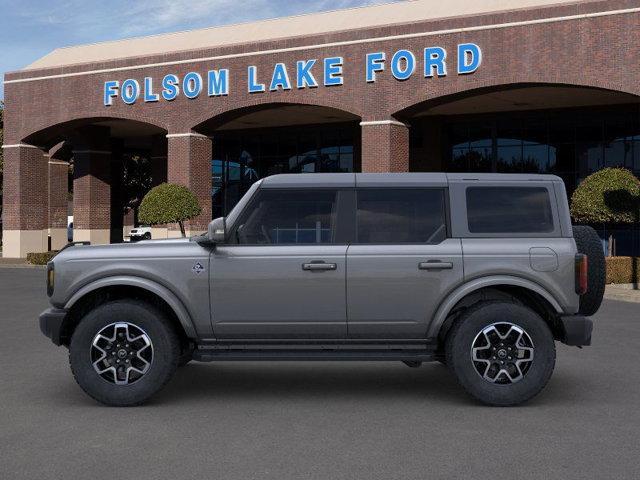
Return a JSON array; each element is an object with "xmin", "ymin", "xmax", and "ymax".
[
  {"xmin": 429, "ymin": 276, "xmax": 564, "ymax": 341},
  {"xmin": 61, "ymin": 276, "xmax": 197, "ymax": 345}
]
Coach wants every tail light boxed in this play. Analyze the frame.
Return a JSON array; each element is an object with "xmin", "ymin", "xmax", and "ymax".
[{"xmin": 575, "ymin": 254, "xmax": 588, "ymax": 295}]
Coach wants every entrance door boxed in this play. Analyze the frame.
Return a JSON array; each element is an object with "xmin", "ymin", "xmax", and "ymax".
[
  {"xmin": 211, "ymin": 188, "xmax": 349, "ymax": 339},
  {"xmin": 346, "ymin": 188, "xmax": 463, "ymax": 339}
]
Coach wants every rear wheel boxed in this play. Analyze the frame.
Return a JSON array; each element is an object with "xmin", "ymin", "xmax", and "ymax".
[
  {"xmin": 69, "ymin": 300, "xmax": 180, "ymax": 406},
  {"xmin": 445, "ymin": 301, "xmax": 556, "ymax": 406}
]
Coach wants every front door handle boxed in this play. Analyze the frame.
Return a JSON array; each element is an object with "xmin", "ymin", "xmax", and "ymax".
[
  {"xmin": 302, "ymin": 261, "xmax": 337, "ymax": 272},
  {"xmin": 419, "ymin": 261, "xmax": 453, "ymax": 270}
]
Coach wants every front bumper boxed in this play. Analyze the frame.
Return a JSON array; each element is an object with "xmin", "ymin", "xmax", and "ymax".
[
  {"xmin": 559, "ymin": 315, "xmax": 593, "ymax": 346},
  {"xmin": 39, "ymin": 308, "xmax": 68, "ymax": 346}
]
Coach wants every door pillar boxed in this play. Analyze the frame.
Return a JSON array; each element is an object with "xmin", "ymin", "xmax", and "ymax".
[
  {"xmin": 166, "ymin": 133, "xmax": 212, "ymax": 236},
  {"xmin": 1, "ymin": 143, "xmax": 49, "ymax": 257},
  {"xmin": 360, "ymin": 120, "xmax": 410, "ymax": 173}
]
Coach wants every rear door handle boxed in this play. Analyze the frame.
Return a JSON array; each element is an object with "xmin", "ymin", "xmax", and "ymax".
[
  {"xmin": 302, "ymin": 262, "xmax": 337, "ymax": 271},
  {"xmin": 419, "ymin": 261, "xmax": 453, "ymax": 270}
]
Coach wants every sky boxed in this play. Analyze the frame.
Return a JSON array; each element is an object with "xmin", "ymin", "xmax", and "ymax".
[{"xmin": 0, "ymin": 0, "xmax": 401, "ymax": 100}]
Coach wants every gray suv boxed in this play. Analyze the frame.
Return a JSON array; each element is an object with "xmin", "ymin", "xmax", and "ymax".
[{"xmin": 39, "ymin": 173, "xmax": 605, "ymax": 406}]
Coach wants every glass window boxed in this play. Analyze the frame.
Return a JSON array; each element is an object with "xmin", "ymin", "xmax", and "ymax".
[
  {"xmin": 466, "ymin": 187, "xmax": 554, "ymax": 234},
  {"xmin": 235, "ymin": 189, "xmax": 338, "ymax": 244},
  {"xmin": 356, "ymin": 189, "xmax": 447, "ymax": 244}
]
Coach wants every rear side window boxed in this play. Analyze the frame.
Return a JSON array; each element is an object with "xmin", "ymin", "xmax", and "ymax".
[
  {"xmin": 466, "ymin": 187, "xmax": 554, "ymax": 233},
  {"xmin": 356, "ymin": 189, "xmax": 447, "ymax": 243}
]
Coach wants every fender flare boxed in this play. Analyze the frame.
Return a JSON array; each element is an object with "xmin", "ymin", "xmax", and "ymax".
[
  {"xmin": 426, "ymin": 275, "xmax": 563, "ymax": 338},
  {"xmin": 64, "ymin": 275, "xmax": 197, "ymax": 338}
]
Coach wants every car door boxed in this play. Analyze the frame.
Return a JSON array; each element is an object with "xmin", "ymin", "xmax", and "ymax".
[
  {"xmin": 211, "ymin": 187, "xmax": 349, "ymax": 339},
  {"xmin": 346, "ymin": 186, "xmax": 463, "ymax": 339}
]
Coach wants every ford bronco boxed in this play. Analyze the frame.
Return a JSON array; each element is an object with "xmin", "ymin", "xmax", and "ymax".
[{"xmin": 39, "ymin": 173, "xmax": 605, "ymax": 406}]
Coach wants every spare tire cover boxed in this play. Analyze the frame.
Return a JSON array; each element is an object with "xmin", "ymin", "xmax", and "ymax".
[{"xmin": 572, "ymin": 225, "xmax": 606, "ymax": 316}]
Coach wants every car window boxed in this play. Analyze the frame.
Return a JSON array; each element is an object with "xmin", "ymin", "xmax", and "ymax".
[
  {"xmin": 235, "ymin": 189, "xmax": 338, "ymax": 244},
  {"xmin": 356, "ymin": 189, "xmax": 447, "ymax": 244},
  {"xmin": 466, "ymin": 186, "xmax": 554, "ymax": 233}
]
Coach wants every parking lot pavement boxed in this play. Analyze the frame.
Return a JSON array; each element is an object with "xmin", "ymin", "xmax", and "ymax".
[{"xmin": 1, "ymin": 268, "xmax": 639, "ymax": 480}]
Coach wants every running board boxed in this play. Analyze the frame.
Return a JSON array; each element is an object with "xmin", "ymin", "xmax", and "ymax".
[{"xmin": 193, "ymin": 340, "xmax": 438, "ymax": 362}]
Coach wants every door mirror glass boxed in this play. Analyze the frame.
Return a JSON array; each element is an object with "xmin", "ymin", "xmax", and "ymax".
[{"xmin": 208, "ymin": 217, "xmax": 226, "ymax": 243}]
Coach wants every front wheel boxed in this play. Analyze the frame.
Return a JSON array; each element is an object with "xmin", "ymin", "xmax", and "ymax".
[
  {"xmin": 445, "ymin": 301, "xmax": 556, "ymax": 406},
  {"xmin": 69, "ymin": 300, "xmax": 181, "ymax": 406}
]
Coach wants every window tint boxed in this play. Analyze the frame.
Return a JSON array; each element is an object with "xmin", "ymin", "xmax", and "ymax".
[
  {"xmin": 235, "ymin": 189, "xmax": 338, "ymax": 244},
  {"xmin": 466, "ymin": 187, "xmax": 554, "ymax": 233},
  {"xmin": 356, "ymin": 189, "xmax": 447, "ymax": 243}
]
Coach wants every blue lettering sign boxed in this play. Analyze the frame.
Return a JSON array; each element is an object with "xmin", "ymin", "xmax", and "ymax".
[
  {"xmin": 104, "ymin": 80, "xmax": 119, "ymax": 106},
  {"xmin": 121, "ymin": 79, "xmax": 140, "ymax": 104},
  {"xmin": 366, "ymin": 52, "xmax": 385, "ymax": 83},
  {"xmin": 458, "ymin": 43, "xmax": 482, "ymax": 74},
  {"xmin": 183, "ymin": 72, "xmax": 203, "ymax": 99},
  {"xmin": 424, "ymin": 47, "xmax": 447, "ymax": 77},
  {"xmin": 208, "ymin": 69, "xmax": 229, "ymax": 96},
  {"xmin": 296, "ymin": 60, "xmax": 318, "ymax": 89},
  {"xmin": 161, "ymin": 74, "xmax": 179, "ymax": 101},
  {"xmin": 144, "ymin": 77, "xmax": 159, "ymax": 102},
  {"xmin": 390, "ymin": 50, "xmax": 415, "ymax": 81},
  {"xmin": 248, "ymin": 66, "xmax": 265, "ymax": 93},
  {"xmin": 324, "ymin": 57, "xmax": 343, "ymax": 86},
  {"xmin": 270, "ymin": 63, "xmax": 292, "ymax": 91}
]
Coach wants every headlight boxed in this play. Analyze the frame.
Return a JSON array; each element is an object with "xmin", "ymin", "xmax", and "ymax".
[{"xmin": 47, "ymin": 262, "xmax": 55, "ymax": 297}]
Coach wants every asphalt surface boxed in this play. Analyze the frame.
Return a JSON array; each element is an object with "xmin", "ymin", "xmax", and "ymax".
[{"xmin": 1, "ymin": 268, "xmax": 639, "ymax": 480}]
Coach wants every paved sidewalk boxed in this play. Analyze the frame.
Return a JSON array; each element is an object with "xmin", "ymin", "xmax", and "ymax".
[{"xmin": 604, "ymin": 284, "xmax": 640, "ymax": 303}]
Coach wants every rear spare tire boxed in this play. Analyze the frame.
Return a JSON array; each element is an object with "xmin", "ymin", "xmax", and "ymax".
[{"xmin": 573, "ymin": 225, "xmax": 605, "ymax": 316}]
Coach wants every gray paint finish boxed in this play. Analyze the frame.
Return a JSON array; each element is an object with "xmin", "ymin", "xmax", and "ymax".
[{"xmin": 46, "ymin": 172, "xmax": 581, "ymax": 343}]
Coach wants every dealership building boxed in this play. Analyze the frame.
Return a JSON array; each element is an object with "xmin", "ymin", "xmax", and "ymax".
[{"xmin": 2, "ymin": 0, "xmax": 640, "ymax": 257}]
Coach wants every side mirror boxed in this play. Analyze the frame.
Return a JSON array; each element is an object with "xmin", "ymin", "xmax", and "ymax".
[{"xmin": 208, "ymin": 217, "xmax": 226, "ymax": 243}]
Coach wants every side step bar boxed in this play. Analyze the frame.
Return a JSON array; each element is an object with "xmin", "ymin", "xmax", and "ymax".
[{"xmin": 193, "ymin": 340, "xmax": 438, "ymax": 362}]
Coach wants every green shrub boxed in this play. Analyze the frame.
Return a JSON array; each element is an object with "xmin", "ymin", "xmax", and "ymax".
[
  {"xmin": 27, "ymin": 251, "xmax": 58, "ymax": 265},
  {"xmin": 138, "ymin": 183, "xmax": 202, "ymax": 237},
  {"xmin": 606, "ymin": 257, "xmax": 640, "ymax": 284},
  {"xmin": 570, "ymin": 168, "xmax": 640, "ymax": 224}
]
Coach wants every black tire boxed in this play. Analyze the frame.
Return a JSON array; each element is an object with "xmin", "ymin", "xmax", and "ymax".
[
  {"xmin": 69, "ymin": 300, "xmax": 180, "ymax": 406},
  {"xmin": 573, "ymin": 225, "xmax": 606, "ymax": 316},
  {"xmin": 445, "ymin": 301, "xmax": 556, "ymax": 406},
  {"xmin": 143, "ymin": 232, "xmax": 151, "ymax": 240}
]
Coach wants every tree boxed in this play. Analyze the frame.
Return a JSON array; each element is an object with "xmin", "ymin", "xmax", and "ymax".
[
  {"xmin": 570, "ymin": 167, "xmax": 640, "ymax": 255},
  {"xmin": 138, "ymin": 183, "xmax": 202, "ymax": 237}
]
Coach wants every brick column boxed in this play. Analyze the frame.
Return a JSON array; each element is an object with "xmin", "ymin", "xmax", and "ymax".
[
  {"xmin": 360, "ymin": 120, "xmax": 410, "ymax": 173},
  {"xmin": 150, "ymin": 134, "xmax": 169, "ymax": 239},
  {"xmin": 1, "ymin": 144, "xmax": 49, "ymax": 257},
  {"xmin": 71, "ymin": 127, "xmax": 112, "ymax": 244},
  {"xmin": 48, "ymin": 159, "xmax": 69, "ymax": 250},
  {"xmin": 166, "ymin": 133, "xmax": 212, "ymax": 236}
]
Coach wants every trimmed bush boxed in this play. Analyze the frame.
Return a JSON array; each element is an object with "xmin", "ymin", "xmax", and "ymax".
[
  {"xmin": 606, "ymin": 256, "xmax": 640, "ymax": 284},
  {"xmin": 138, "ymin": 183, "xmax": 202, "ymax": 237},
  {"xmin": 27, "ymin": 251, "xmax": 58, "ymax": 265},
  {"xmin": 570, "ymin": 168, "xmax": 640, "ymax": 224}
]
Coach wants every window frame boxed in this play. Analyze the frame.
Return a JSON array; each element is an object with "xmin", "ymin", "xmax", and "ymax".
[
  {"xmin": 226, "ymin": 187, "xmax": 352, "ymax": 246},
  {"xmin": 352, "ymin": 187, "xmax": 451, "ymax": 245},
  {"xmin": 448, "ymin": 181, "xmax": 562, "ymax": 238}
]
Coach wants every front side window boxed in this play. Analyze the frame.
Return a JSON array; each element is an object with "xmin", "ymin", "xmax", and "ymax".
[
  {"xmin": 235, "ymin": 189, "xmax": 338, "ymax": 244},
  {"xmin": 466, "ymin": 187, "xmax": 554, "ymax": 234},
  {"xmin": 356, "ymin": 189, "xmax": 447, "ymax": 243}
]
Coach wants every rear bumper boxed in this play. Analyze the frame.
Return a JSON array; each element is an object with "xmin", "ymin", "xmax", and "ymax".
[
  {"xmin": 559, "ymin": 315, "xmax": 593, "ymax": 346},
  {"xmin": 39, "ymin": 308, "xmax": 68, "ymax": 346}
]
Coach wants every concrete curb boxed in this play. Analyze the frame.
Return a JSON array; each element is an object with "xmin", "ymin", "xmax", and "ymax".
[{"xmin": 604, "ymin": 284, "xmax": 640, "ymax": 303}]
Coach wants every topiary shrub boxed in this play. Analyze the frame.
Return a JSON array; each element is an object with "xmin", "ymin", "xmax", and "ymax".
[
  {"xmin": 571, "ymin": 168, "xmax": 640, "ymax": 256},
  {"xmin": 138, "ymin": 183, "xmax": 202, "ymax": 237},
  {"xmin": 27, "ymin": 251, "xmax": 58, "ymax": 265}
]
